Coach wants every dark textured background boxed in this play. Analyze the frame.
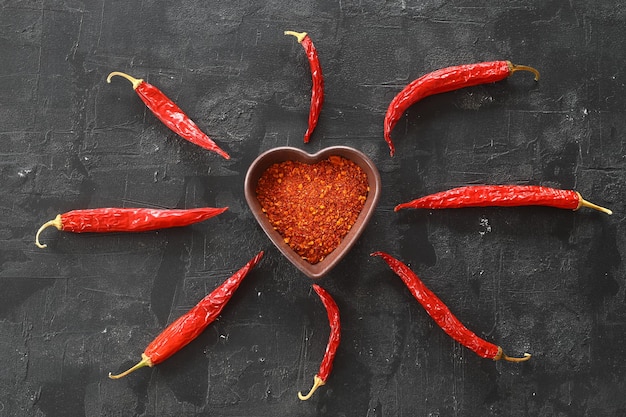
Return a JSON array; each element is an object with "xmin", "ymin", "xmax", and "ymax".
[{"xmin": 1, "ymin": 1, "xmax": 625, "ymax": 416}]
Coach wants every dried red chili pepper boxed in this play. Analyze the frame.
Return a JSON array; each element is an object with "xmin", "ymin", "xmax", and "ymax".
[
  {"xmin": 109, "ymin": 251, "xmax": 264, "ymax": 379},
  {"xmin": 383, "ymin": 60, "xmax": 540, "ymax": 156},
  {"xmin": 35, "ymin": 207, "xmax": 228, "ymax": 248},
  {"xmin": 107, "ymin": 71, "xmax": 230, "ymax": 159},
  {"xmin": 371, "ymin": 251, "xmax": 530, "ymax": 362},
  {"xmin": 299, "ymin": 284, "xmax": 341, "ymax": 400},
  {"xmin": 285, "ymin": 30, "xmax": 324, "ymax": 143},
  {"xmin": 394, "ymin": 185, "xmax": 612, "ymax": 215}
]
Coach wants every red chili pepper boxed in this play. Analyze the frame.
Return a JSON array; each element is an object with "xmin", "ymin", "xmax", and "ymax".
[
  {"xmin": 298, "ymin": 284, "xmax": 341, "ymax": 400},
  {"xmin": 383, "ymin": 60, "xmax": 540, "ymax": 156},
  {"xmin": 109, "ymin": 251, "xmax": 264, "ymax": 379},
  {"xmin": 35, "ymin": 207, "xmax": 228, "ymax": 248},
  {"xmin": 107, "ymin": 71, "xmax": 230, "ymax": 159},
  {"xmin": 285, "ymin": 30, "xmax": 324, "ymax": 144},
  {"xmin": 371, "ymin": 251, "xmax": 530, "ymax": 362},
  {"xmin": 394, "ymin": 185, "xmax": 612, "ymax": 215}
]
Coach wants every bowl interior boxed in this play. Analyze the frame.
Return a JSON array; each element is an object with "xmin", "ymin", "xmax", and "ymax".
[{"xmin": 244, "ymin": 146, "xmax": 381, "ymax": 279}]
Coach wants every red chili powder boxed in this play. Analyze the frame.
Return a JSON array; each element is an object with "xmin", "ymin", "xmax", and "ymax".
[{"xmin": 256, "ymin": 156, "xmax": 369, "ymax": 264}]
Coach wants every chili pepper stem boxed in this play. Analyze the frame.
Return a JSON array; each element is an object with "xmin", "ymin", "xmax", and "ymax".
[
  {"xmin": 298, "ymin": 375, "xmax": 325, "ymax": 400},
  {"xmin": 284, "ymin": 30, "xmax": 307, "ymax": 43},
  {"xmin": 107, "ymin": 71, "xmax": 144, "ymax": 89},
  {"xmin": 576, "ymin": 193, "xmax": 613, "ymax": 215},
  {"xmin": 506, "ymin": 61, "xmax": 540, "ymax": 81},
  {"xmin": 493, "ymin": 346, "xmax": 531, "ymax": 362},
  {"xmin": 502, "ymin": 352, "xmax": 532, "ymax": 362},
  {"xmin": 108, "ymin": 353, "xmax": 153, "ymax": 379},
  {"xmin": 35, "ymin": 214, "xmax": 63, "ymax": 248}
]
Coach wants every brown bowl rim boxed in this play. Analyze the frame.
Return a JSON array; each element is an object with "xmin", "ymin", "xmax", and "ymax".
[{"xmin": 244, "ymin": 146, "xmax": 381, "ymax": 279}]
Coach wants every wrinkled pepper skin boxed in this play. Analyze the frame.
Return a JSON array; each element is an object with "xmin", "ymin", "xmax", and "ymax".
[
  {"xmin": 109, "ymin": 251, "xmax": 264, "ymax": 379},
  {"xmin": 371, "ymin": 251, "xmax": 530, "ymax": 362},
  {"xmin": 285, "ymin": 31, "xmax": 324, "ymax": 144},
  {"xmin": 145, "ymin": 251, "xmax": 264, "ymax": 364},
  {"xmin": 134, "ymin": 82, "xmax": 229, "ymax": 159},
  {"xmin": 394, "ymin": 185, "xmax": 612, "ymax": 215},
  {"xmin": 298, "ymin": 284, "xmax": 341, "ymax": 400},
  {"xmin": 107, "ymin": 72, "xmax": 230, "ymax": 159},
  {"xmin": 59, "ymin": 207, "xmax": 229, "ymax": 232},
  {"xmin": 383, "ymin": 61, "xmax": 539, "ymax": 156},
  {"xmin": 36, "ymin": 207, "xmax": 229, "ymax": 248},
  {"xmin": 313, "ymin": 284, "xmax": 340, "ymax": 384}
]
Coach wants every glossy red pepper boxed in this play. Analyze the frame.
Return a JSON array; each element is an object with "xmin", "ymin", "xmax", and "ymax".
[
  {"xmin": 372, "ymin": 251, "xmax": 530, "ymax": 362},
  {"xmin": 383, "ymin": 60, "xmax": 540, "ymax": 156},
  {"xmin": 109, "ymin": 251, "xmax": 264, "ymax": 379},
  {"xmin": 35, "ymin": 207, "xmax": 228, "ymax": 248},
  {"xmin": 298, "ymin": 284, "xmax": 340, "ymax": 400},
  {"xmin": 107, "ymin": 72, "xmax": 230, "ymax": 159},
  {"xmin": 285, "ymin": 30, "xmax": 324, "ymax": 143},
  {"xmin": 394, "ymin": 185, "xmax": 612, "ymax": 215}
]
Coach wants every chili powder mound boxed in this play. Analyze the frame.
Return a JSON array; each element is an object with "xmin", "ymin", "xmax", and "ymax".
[{"xmin": 256, "ymin": 156, "xmax": 369, "ymax": 264}]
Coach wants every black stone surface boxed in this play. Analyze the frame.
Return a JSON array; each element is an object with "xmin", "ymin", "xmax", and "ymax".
[{"xmin": 1, "ymin": 1, "xmax": 625, "ymax": 416}]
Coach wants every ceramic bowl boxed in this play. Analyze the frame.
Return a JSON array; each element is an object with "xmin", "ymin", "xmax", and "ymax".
[{"xmin": 244, "ymin": 146, "xmax": 381, "ymax": 279}]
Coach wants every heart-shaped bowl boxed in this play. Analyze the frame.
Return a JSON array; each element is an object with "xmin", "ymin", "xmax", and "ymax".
[{"xmin": 244, "ymin": 146, "xmax": 381, "ymax": 279}]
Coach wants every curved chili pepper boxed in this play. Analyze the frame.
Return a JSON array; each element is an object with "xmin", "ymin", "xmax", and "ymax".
[
  {"xmin": 383, "ymin": 60, "xmax": 540, "ymax": 156},
  {"xmin": 109, "ymin": 251, "xmax": 264, "ymax": 379},
  {"xmin": 371, "ymin": 251, "xmax": 530, "ymax": 362},
  {"xmin": 107, "ymin": 71, "xmax": 230, "ymax": 159},
  {"xmin": 285, "ymin": 30, "xmax": 324, "ymax": 143},
  {"xmin": 299, "ymin": 284, "xmax": 341, "ymax": 400},
  {"xmin": 394, "ymin": 185, "xmax": 612, "ymax": 215},
  {"xmin": 35, "ymin": 207, "xmax": 228, "ymax": 248}
]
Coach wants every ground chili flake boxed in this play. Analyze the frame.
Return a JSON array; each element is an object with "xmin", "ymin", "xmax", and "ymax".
[{"xmin": 256, "ymin": 156, "xmax": 369, "ymax": 264}]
